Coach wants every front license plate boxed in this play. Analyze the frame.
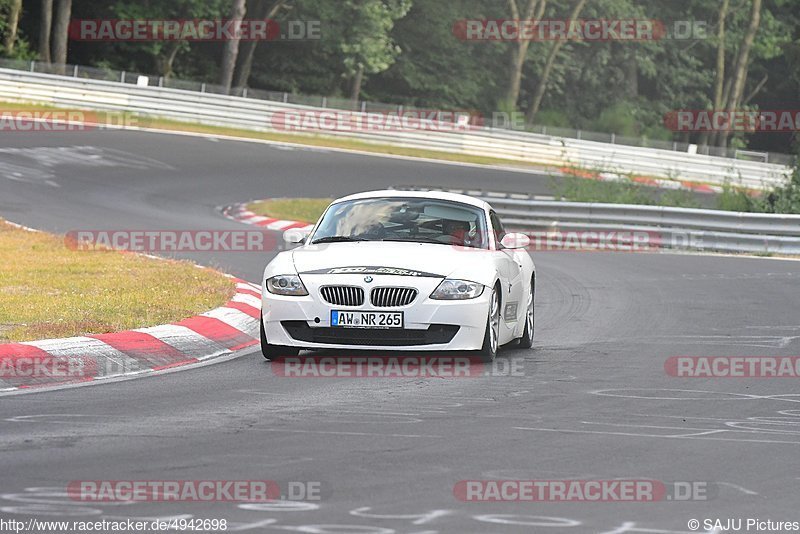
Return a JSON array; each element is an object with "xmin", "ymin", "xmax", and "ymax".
[{"xmin": 331, "ymin": 310, "xmax": 404, "ymax": 329}]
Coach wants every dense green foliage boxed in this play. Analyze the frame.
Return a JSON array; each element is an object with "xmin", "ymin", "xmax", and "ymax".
[
  {"xmin": 554, "ymin": 174, "xmax": 703, "ymax": 208},
  {"xmin": 555, "ymin": 164, "xmax": 800, "ymax": 213},
  {"xmin": 2, "ymin": 0, "xmax": 798, "ymax": 157},
  {"xmin": 720, "ymin": 163, "xmax": 800, "ymax": 213}
]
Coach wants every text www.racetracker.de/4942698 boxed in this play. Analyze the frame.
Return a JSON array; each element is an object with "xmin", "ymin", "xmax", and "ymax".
[{"xmin": 0, "ymin": 518, "xmax": 228, "ymax": 532}]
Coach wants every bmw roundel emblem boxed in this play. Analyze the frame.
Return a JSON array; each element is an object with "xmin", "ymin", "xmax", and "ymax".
[{"xmin": 364, "ymin": 276, "xmax": 374, "ymax": 283}]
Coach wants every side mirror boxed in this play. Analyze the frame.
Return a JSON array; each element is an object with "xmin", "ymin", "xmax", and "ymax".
[
  {"xmin": 500, "ymin": 233, "xmax": 530, "ymax": 250},
  {"xmin": 283, "ymin": 229, "xmax": 310, "ymax": 245}
]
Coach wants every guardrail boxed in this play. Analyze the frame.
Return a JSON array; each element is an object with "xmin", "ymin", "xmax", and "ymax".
[
  {"xmin": 394, "ymin": 186, "xmax": 800, "ymax": 255},
  {"xmin": 0, "ymin": 68, "xmax": 792, "ymax": 191},
  {"xmin": 4, "ymin": 57, "xmax": 791, "ymax": 165}
]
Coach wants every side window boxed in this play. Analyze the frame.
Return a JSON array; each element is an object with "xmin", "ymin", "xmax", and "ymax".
[{"xmin": 489, "ymin": 211, "xmax": 505, "ymax": 247}]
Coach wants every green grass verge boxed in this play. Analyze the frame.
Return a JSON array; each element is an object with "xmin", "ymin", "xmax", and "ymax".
[
  {"xmin": 553, "ymin": 175, "xmax": 703, "ymax": 208},
  {"xmin": 247, "ymin": 198, "xmax": 330, "ymax": 223},
  {"xmin": 0, "ymin": 220, "xmax": 234, "ymax": 342}
]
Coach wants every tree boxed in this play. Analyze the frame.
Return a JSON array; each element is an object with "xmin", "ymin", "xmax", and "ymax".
[
  {"xmin": 525, "ymin": 0, "xmax": 586, "ymax": 124},
  {"xmin": 51, "ymin": 0, "xmax": 70, "ymax": 70},
  {"xmin": 232, "ymin": 0, "xmax": 290, "ymax": 89},
  {"xmin": 38, "ymin": 0, "xmax": 52, "ymax": 61},
  {"xmin": 522, "ymin": 0, "xmax": 658, "ymax": 131},
  {"xmin": 717, "ymin": 0, "xmax": 762, "ymax": 148},
  {"xmin": 256, "ymin": 0, "xmax": 410, "ymax": 102},
  {"xmin": 109, "ymin": 0, "xmax": 228, "ymax": 79},
  {"xmin": 697, "ymin": 0, "xmax": 729, "ymax": 148},
  {"xmin": 712, "ymin": 0, "xmax": 730, "ymax": 120},
  {"xmin": 2, "ymin": 0, "xmax": 796, "ymax": 156},
  {"xmin": 502, "ymin": 0, "xmax": 545, "ymax": 110},
  {"xmin": 373, "ymin": 0, "xmax": 506, "ymax": 110},
  {"xmin": 219, "ymin": 0, "xmax": 247, "ymax": 92},
  {"xmin": 3, "ymin": 0, "xmax": 22, "ymax": 55},
  {"xmin": 338, "ymin": 0, "xmax": 411, "ymax": 103}
]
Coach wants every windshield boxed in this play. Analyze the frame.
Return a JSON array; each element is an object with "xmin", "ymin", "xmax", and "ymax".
[{"xmin": 310, "ymin": 197, "xmax": 488, "ymax": 249}]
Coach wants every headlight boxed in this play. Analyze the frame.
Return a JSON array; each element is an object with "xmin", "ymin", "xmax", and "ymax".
[
  {"xmin": 266, "ymin": 275, "xmax": 308, "ymax": 296},
  {"xmin": 430, "ymin": 279, "xmax": 484, "ymax": 300}
]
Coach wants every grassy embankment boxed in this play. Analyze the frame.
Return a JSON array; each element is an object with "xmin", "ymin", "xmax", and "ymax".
[{"xmin": 0, "ymin": 220, "xmax": 234, "ymax": 342}]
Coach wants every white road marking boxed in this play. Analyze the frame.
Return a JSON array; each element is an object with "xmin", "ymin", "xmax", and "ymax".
[
  {"xmin": 514, "ymin": 425, "xmax": 800, "ymax": 445},
  {"xmin": 251, "ymin": 428, "xmax": 441, "ymax": 438}
]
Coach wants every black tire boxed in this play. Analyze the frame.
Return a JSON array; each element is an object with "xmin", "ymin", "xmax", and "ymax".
[
  {"xmin": 260, "ymin": 315, "xmax": 299, "ymax": 360},
  {"xmin": 518, "ymin": 279, "xmax": 535, "ymax": 349},
  {"xmin": 476, "ymin": 286, "xmax": 500, "ymax": 363}
]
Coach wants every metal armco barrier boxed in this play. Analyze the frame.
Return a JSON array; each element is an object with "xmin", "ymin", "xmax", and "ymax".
[
  {"xmin": 0, "ymin": 68, "xmax": 792, "ymax": 190},
  {"xmin": 395, "ymin": 186, "xmax": 800, "ymax": 255}
]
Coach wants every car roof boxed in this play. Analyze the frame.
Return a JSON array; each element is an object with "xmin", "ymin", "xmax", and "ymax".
[{"xmin": 331, "ymin": 189, "xmax": 491, "ymax": 211}]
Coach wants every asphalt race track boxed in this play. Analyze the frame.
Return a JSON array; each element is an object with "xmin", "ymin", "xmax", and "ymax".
[{"xmin": 1, "ymin": 128, "xmax": 800, "ymax": 533}]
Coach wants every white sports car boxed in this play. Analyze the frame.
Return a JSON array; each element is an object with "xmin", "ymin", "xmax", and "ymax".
[{"xmin": 260, "ymin": 190, "xmax": 535, "ymax": 362}]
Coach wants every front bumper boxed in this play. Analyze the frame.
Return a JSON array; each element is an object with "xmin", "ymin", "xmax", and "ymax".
[{"xmin": 262, "ymin": 274, "xmax": 490, "ymax": 351}]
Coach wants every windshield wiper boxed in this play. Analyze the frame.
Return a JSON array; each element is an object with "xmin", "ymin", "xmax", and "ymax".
[{"xmin": 311, "ymin": 236, "xmax": 368, "ymax": 244}]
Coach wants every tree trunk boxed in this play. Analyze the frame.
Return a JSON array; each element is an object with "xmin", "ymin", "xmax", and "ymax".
[
  {"xmin": 232, "ymin": 40, "xmax": 257, "ymax": 89},
  {"xmin": 4, "ymin": 0, "xmax": 22, "ymax": 55},
  {"xmin": 718, "ymin": 0, "xmax": 762, "ymax": 148},
  {"xmin": 219, "ymin": 0, "xmax": 247, "ymax": 93},
  {"xmin": 743, "ymin": 73, "xmax": 768, "ymax": 105},
  {"xmin": 623, "ymin": 50, "xmax": 637, "ymax": 98},
  {"xmin": 232, "ymin": 0, "xmax": 288, "ymax": 89},
  {"xmin": 349, "ymin": 63, "xmax": 364, "ymax": 104},
  {"xmin": 51, "ymin": 0, "xmax": 71, "ymax": 73},
  {"xmin": 502, "ymin": 0, "xmax": 543, "ymax": 109},
  {"xmin": 712, "ymin": 0, "xmax": 729, "ymax": 111},
  {"xmin": 38, "ymin": 0, "xmax": 52, "ymax": 62},
  {"xmin": 710, "ymin": 77, "xmax": 732, "ymax": 147},
  {"xmin": 505, "ymin": 43, "xmax": 529, "ymax": 109},
  {"xmin": 156, "ymin": 41, "xmax": 182, "ymax": 78},
  {"xmin": 525, "ymin": 0, "xmax": 586, "ymax": 124},
  {"xmin": 700, "ymin": 0, "xmax": 729, "ymax": 148}
]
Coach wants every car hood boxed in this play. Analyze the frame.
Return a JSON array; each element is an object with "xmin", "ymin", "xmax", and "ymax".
[{"xmin": 291, "ymin": 241, "xmax": 495, "ymax": 284}]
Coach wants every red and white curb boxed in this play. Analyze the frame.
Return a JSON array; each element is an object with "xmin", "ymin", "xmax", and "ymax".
[
  {"xmin": 222, "ymin": 202, "xmax": 315, "ymax": 233},
  {"xmin": 0, "ymin": 278, "xmax": 262, "ymax": 393}
]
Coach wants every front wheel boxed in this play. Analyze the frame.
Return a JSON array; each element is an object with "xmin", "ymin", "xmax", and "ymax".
[
  {"xmin": 518, "ymin": 281, "xmax": 534, "ymax": 349},
  {"xmin": 476, "ymin": 286, "xmax": 500, "ymax": 363},
  {"xmin": 260, "ymin": 315, "xmax": 299, "ymax": 360}
]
